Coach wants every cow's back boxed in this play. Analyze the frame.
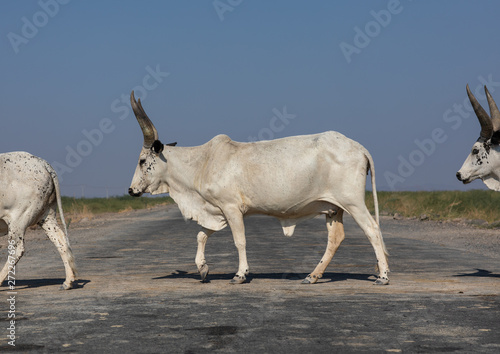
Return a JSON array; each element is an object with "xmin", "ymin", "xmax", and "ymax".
[{"xmin": 200, "ymin": 131, "xmax": 370, "ymax": 215}]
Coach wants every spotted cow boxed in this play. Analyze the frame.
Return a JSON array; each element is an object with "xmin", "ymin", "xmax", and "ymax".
[
  {"xmin": 0, "ymin": 152, "xmax": 76, "ymax": 290},
  {"xmin": 457, "ymin": 85, "xmax": 500, "ymax": 190}
]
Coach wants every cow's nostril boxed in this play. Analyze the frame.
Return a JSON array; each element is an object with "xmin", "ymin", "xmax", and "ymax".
[
  {"xmin": 128, "ymin": 188, "xmax": 142, "ymax": 197},
  {"xmin": 456, "ymin": 172, "xmax": 462, "ymax": 181}
]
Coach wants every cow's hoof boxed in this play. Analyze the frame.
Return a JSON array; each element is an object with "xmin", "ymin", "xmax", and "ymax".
[
  {"xmin": 199, "ymin": 264, "xmax": 209, "ymax": 282},
  {"xmin": 301, "ymin": 275, "xmax": 318, "ymax": 284},
  {"xmin": 374, "ymin": 277, "xmax": 389, "ymax": 285},
  {"xmin": 230, "ymin": 275, "xmax": 246, "ymax": 284},
  {"xmin": 60, "ymin": 282, "xmax": 73, "ymax": 290}
]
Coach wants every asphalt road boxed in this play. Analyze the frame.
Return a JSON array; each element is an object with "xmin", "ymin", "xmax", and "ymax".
[{"xmin": 0, "ymin": 205, "xmax": 499, "ymax": 353}]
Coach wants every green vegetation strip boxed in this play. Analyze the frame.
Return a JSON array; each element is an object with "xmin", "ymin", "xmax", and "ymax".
[
  {"xmin": 62, "ymin": 191, "xmax": 500, "ymax": 225},
  {"xmin": 366, "ymin": 190, "xmax": 500, "ymax": 223},
  {"xmin": 62, "ymin": 196, "xmax": 174, "ymax": 216}
]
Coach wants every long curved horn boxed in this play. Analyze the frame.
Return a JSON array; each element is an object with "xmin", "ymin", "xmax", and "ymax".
[
  {"xmin": 130, "ymin": 91, "xmax": 158, "ymax": 148},
  {"xmin": 485, "ymin": 86, "xmax": 500, "ymax": 132},
  {"xmin": 466, "ymin": 84, "xmax": 493, "ymax": 140}
]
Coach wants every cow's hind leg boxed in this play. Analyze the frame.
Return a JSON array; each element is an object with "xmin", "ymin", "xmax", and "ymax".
[
  {"xmin": 39, "ymin": 211, "xmax": 76, "ymax": 290},
  {"xmin": 347, "ymin": 205, "xmax": 389, "ymax": 285},
  {"xmin": 195, "ymin": 228, "xmax": 214, "ymax": 282},
  {"xmin": 0, "ymin": 224, "xmax": 26, "ymax": 286},
  {"xmin": 302, "ymin": 209, "xmax": 345, "ymax": 284}
]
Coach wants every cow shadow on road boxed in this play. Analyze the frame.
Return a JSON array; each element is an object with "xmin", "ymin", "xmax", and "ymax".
[
  {"xmin": 454, "ymin": 269, "xmax": 500, "ymax": 278},
  {"xmin": 154, "ymin": 270, "xmax": 374, "ymax": 284},
  {"xmin": 0, "ymin": 278, "xmax": 90, "ymax": 290}
]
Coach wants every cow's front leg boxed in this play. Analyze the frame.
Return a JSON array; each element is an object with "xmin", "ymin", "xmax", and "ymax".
[
  {"xmin": 225, "ymin": 209, "xmax": 249, "ymax": 284},
  {"xmin": 195, "ymin": 228, "xmax": 214, "ymax": 282}
]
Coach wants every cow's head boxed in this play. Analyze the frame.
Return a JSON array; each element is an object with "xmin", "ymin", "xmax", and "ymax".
[
  {"xmin": 456, "ymin": 85, "xmax": 500, "ymax": 191},
  {"xmin": 128, "ymin": 91, "xmax": 169, "ymax": 197}
]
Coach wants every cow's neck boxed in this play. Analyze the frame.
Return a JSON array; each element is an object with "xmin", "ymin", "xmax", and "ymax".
[
  {"xmin": 482, "ymin": 149, "xmax": 500, "ymax": 191},
  {"xmin": 164, "ymin": 145, "xmax": 208, "ymax": 195}
]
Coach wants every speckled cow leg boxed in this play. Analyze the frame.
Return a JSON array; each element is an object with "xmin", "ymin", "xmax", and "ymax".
[
  {"xmin": 0, "ymin": 224, "xmax": 26, "ymax": 285},
  {"xmin": 39, "ymin": 210, "xmax": 76, "ymax": 290}
]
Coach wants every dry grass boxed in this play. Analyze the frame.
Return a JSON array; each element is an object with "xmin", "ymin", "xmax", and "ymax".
[
  {"xmin": 366, "ymin": 190, "xmax": 500, "ymax": 223},
  {"xmin": 58, "ymin": 191, "xmax": 500, "ymax": 229},
  {"xmin": 61, "ymin": 195, "xmax": 174, "ymax": 228},
  {"xmin": 63, "ymin": 204, "xmax": 95, "ymax": 228}
]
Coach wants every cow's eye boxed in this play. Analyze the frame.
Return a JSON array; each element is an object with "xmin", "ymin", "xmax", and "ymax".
[
  {"xmin": 472, "ymin": 148, "xmax": 479, "ymax": 155},
  {"xmin": 139, "ymin": 159, "xmax": 146, "ymax": 166}
]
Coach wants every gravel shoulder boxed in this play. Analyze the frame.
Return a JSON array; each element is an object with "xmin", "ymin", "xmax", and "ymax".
[
  {"xmin": 380, "ymin": 215, "xmax": 500, "ymax": 259},
  {"xmin": 23, "ymin": 204, "xmax": 500, "ymax": 259}
]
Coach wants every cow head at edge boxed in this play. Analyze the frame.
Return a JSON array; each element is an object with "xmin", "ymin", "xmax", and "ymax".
[
  {"xmin": 456, "ymin": 85, "xmax": 500, "ymax": 191},
  {"xmin": 128, "ymin": 91, "xmax": 170, "ymax": 197}
]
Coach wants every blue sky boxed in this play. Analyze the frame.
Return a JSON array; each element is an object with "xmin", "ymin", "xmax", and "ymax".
[{"xmin": 2, "ymin": 0, "xmax": 500, "ymax": 197}]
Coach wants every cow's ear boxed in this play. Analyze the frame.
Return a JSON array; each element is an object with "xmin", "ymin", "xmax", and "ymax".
[
  {"xmin": 491, "ymin": 131, "xmax": 500, "ymax": 145},
  {"xmin": 152, "ymin": 140, "xmax": 164, "ymax": 154}
]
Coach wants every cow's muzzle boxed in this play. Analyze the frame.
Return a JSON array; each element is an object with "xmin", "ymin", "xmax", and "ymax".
[
  {"xmin": 128, "ymin": 188, "xmax": 143, "ymax": 197},
  {"xmin": 456, "ymin": 172, "xmax": 471, "ymax": 184}
]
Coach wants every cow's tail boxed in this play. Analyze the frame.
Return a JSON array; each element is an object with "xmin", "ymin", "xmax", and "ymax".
[
  {"xmin": 45, "ymin": 163, "xmax": 68, "ymax": 240},
  {"xmin": 42, "ymin": 159, "xmax": 77, "ymax": 277},
  {"xmin": 366, "ymin": 151, "xmax": 389, "ymax": 256},
  {"xmin": 366, "ymin": 152, "xmax": 379, "ymax": 226}
]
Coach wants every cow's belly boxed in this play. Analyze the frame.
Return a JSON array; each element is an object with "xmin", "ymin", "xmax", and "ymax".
[
  {"xmin": 244, "ymin": 200, "xmax": 339, "ymax": 237},
  {"xmin": 245, "ymin": 199, "xmax": 336, "ymax": 218}
]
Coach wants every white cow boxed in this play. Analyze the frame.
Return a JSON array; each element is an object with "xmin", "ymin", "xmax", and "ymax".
[
  {"xmin": 0, "ymin": 152, "xmax": 76, "ymax": 290},
  {"xmin": 457, "ymin": 85, "xmax": 500, "ymax": 190},
  {"xmin": 128, "ymin": 92, "xmax": 389, "ymax": 285}
]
